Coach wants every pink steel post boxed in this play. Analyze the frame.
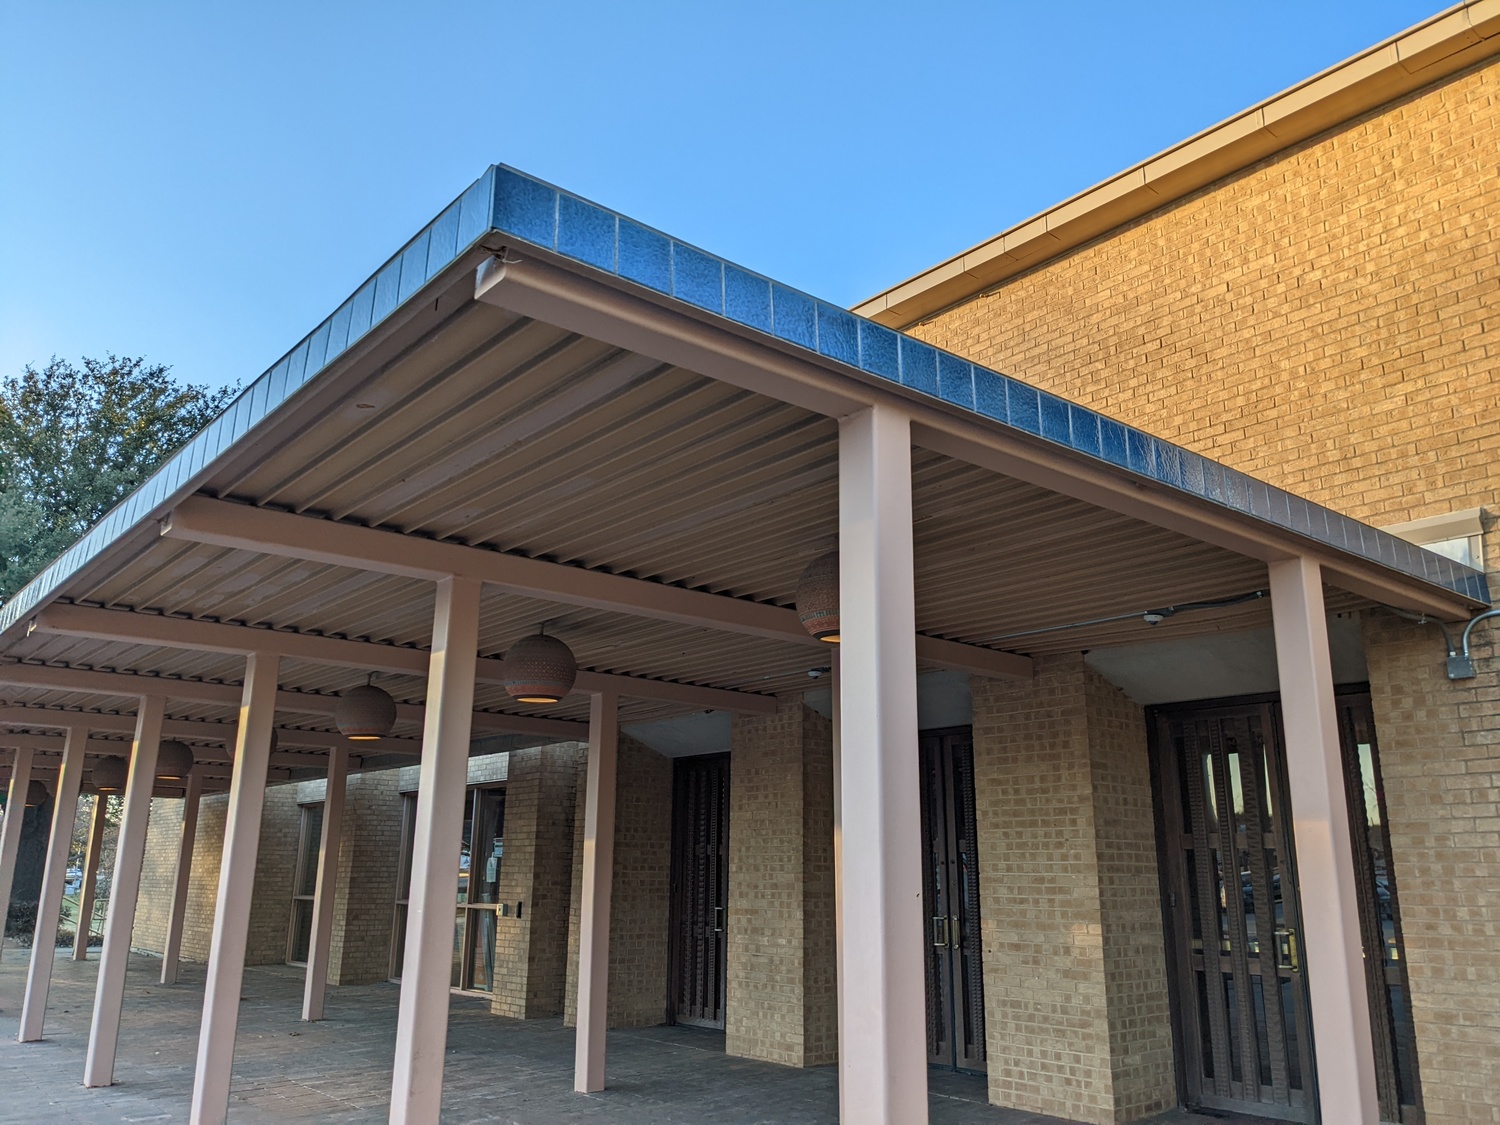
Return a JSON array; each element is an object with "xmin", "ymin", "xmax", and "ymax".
[
  {"xmin": 161, "ymin": 765, "xmax": 204, "ymax": 985},
  {"xmin": 389, "ymin": 576, "xmax": 481, "ymax": 1124},
  {"xmin": 836, "ymin": 404, "xmax": 928, "ymax": 1125},
  {"xmin": 18, "ymin": 723, "xmax": 88, "ymax": 1041},
  {"xmin": 302, "ymin": 743, "xmax": 348, "ymax": 1021},
  {"xmin": 1268, "ymin": 557, "xmax": 1380, "ymax": 1124},
  {"xmin": 188, "ymin": 654, "xmax": 280, "ymax": 1123},
  {"xmin": 85, "ymin": 695, "xmax": 165, "ymax": 1087},
  {"xmin": 0, "ymin": 745, "xmax": 36, "ymax": 961},
  {"xmin": 72, "ymin": 792, "xmax": 108, "ymax": 961},
  {"xmin": 574, "ymin": 689, "xmax": 619, "ymax": 1093}
]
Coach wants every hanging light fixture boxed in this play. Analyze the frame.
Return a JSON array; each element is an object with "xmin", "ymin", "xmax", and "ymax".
[
  {"xmin": 91, "ymin": 756, "xmax": 128, "ymax": 793},
  {"xmin": 24, "ymin": 779, "xmax": 50, "ymax": 807},
  {"xmin": 502, "ymin": 628, "xmax": 578, "ymax": 704},
  {"xmin": 335, "ymin": 677, "xmax": 397, "ymax": 741},
  {"xmin": 156, "ymin": 740, "xmax": 195, "ymax": 781},
  {"xmin": 796, "ymin": 552, "xmax": 840, "ymax": 642}
]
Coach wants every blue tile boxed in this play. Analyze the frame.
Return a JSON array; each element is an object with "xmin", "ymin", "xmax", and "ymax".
[
  {"xmin": 1100, "ymin": 417, "xmax": 1129, "ymax": 467},
  {"xmin": 305, "ymin": 320, "xmax": 332, "ymax": 375},
  {"xmin": 724, "ymin": 267, "xmax": 771, "ymax": 332},
  {"xmin": 1039, "ymin": 394, "xmax": 1070, "ymax": 443},
  {"xmin": 899, "ymin": 337, "xmax": 938, "ymax": 395},
  {"xmin": 348, "ymin": 279, "xmax": 376, "ymax": 343},
  {"xmin": 816, "ymin": 303, "xmax": 859, "ymax": 366},
  {"xmin": 859, "ymin": 322, "xmax": 900, "ymax": 381},
  {"xmin": 973, "ymin": 368, "xmax": 1007, "ymax": 422},
  {"xmin": 557, "ymin": 195, "xmax": 617, "ymax": 271},
  {"xmin": 618, "ymin": 220, "xmax": 671, "ymax": 293},
  {"xmin": 938, "ymin": 354, "xmax": 975, "ymax": 409},
  {"xmin": 1155, "ymin": 443, "xmax": 1183, "ymax": 488},
  {"xmin": 1201, "ymin": 460, "xmax": 1225, "ymax": 503},
  {"xmin": 397, "ymin": 230, "xmax": 432, "ymax": 304},
  {"xmin": 673, "ymin": 243, "xmax": 724, "ymax": 313},
  {"xmin": 1126, "ymin": 429, "xmax": 1155, "ymax": 475},
  {"xmin": 1068, "ymin": 405, "xmax": 1100, "ymax": 457},
  {"xmin": 326, "ymin": 300, "xmax": 354, "ymax": 362},
  {"xmin": 493, "ymin": 167, "xmax": 557, "ymax": 248},
  {"xmin": 1288, "ymin": 497, "xmax": 1311, "ymax": 536},
  {"xmin": 1246, "ymin": 479, "xmax": 1271, "ymax": 520},
  {"xmin": 457, "ymin": 169, "xmax": 494, "ymax": 249},
  {"xmin": 426, "ymin": 200, "xmax": 462, "ymax": 277},
  {"xmin": 1008, "ymin": 381, "xmax": 1040, "ymax": 434},
  {"xmin": 372, "ymin": 258, "xmax": 402, "ymax": 324},
  {"xmin": 772, "ymin": 285, "xmax": 817, "ymax": 349},
  {"xmin": 1180, "ymin": 449, "xmax": 1206, "ymax": 495}
]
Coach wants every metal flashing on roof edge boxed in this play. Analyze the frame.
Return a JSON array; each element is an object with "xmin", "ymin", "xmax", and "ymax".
[{"xmin": 0, "ymin": 164, "xmax": 1487, "ymax": 641}]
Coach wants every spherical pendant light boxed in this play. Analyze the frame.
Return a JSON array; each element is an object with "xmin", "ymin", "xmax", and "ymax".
[
  {"xmin": 335, "ymin": 682, "xmax": 397, "ymax": 741},
  {"xmin": 24, "ymin": 779, "xmax": 50, "ymax": 807},
  {"xmin": 91, "ymin": 756, "xmax": 128, "ymax": 793},
  {"xmin": 795, "ymin": 552, "xmax": 840, "ymax": 642},
  {"xmin": 155, "ymin": 740, "xmax": 195, "ymax": 781},
  {"xmin": 502, "ymin": 632, "xmax": 578, "ymax": 704}
]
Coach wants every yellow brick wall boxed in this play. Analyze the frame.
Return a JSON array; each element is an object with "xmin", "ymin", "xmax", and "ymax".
[
  {"xmin": 911, "ymin": 58, "xmax": 1500, "ymax": 533},
  {"xmin": 972, "ymin": 659, "xmax": 1174, "ymax": 1125},
  {"xmin": 724, "ymin": 700, "xmax": 837, "ymax": 1067}
]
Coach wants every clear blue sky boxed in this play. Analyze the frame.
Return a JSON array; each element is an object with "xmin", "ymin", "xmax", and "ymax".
[{"xmin": 1, "ymin": 1, "xmax": 1448, "ymax": 392}]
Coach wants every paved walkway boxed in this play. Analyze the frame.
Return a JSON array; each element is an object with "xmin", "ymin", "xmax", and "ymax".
[{"xmin": 0, "ymin": 950, "xmax": 1273, "ymax": 1124}]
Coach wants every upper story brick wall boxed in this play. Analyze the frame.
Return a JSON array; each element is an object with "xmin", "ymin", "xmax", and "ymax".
[{"xmin": 910, "ymin": 58, "xmax": 1500, "ymax": 532}]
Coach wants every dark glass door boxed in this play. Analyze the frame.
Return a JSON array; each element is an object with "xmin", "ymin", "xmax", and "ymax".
[
  {"xmin": 919, "ymin": 727, "xmax": 986, "ymax": 1073},
  {"xmin": 668, "ymin": 753, "xmax": 730, "ymax": 1029},
  {"xmin": 1154, "ymin": 693, "xmax": 1423, "ymax": 1123}
]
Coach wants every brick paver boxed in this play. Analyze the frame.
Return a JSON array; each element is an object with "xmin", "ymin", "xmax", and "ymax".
[{"xmin": 0, "ymin": 950, "xmax": 1273, "ymax": 1123}]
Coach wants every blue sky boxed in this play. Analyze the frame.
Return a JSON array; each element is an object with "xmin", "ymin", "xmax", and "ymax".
[{"xmin": 1, "ymin": 2, "xmax": 1447, "ymax": 392}]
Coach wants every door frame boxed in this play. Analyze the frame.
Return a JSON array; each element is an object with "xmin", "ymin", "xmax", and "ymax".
[{"xmin": 666, "ymin": 752, "xmax": 730, "ymax": 1029}]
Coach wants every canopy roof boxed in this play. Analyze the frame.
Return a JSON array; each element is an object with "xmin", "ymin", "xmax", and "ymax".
[{"xmin": 0, "ymin": 164, "xmax": 1486, "ymax": 775}]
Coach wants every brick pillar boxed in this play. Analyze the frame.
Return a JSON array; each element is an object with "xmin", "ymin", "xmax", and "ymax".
[
  {"xmin": 724, "ymin": 699, "xmax": 838, "ymax": 1067},
  {"xmin": 490, "ymin": 742, "xmax": 584, "ymax": 1018},
  {"xmin": 1363, "ymin": 608, "xmax": 1500, "ymax": 1124},
  {"xmin": 972, "ymin": 655, "xmax": 1174, "ymax": 1125},
  {"xmin": 328, "ymin": 770, "xmax": 406, "ymax": 985},
  {"xmin": 564, "ymin": 734, "xmax": 673, "ymax": 1028}
]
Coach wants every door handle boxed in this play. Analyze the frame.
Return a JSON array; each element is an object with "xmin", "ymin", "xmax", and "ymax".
[
  {"xmin": 713, "ymin": 906, "xmax": 726, "ymax": 933},
  {"xmin": 931, "ymin": 915, "xmax": 950, "ymax": 948},
  {"xmin": 1274, "ymin": 927, "xmax": 1300, "ymax": 972}
]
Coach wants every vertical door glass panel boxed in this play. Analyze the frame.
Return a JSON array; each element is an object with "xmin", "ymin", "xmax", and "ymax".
[
  {"xmin": 451, "ymin": 909, "xmax": 466, "ymax": 989},
  {"xmin": 468, "ymin": 909, "xmax": 497, "ymax": 993},
  {"xmin": 287, "ymin": 802, "xmax": 322, "ymax": 964}
]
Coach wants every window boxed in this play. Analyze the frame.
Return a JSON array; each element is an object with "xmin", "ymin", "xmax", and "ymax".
[
  {"xmin": 1381, "ymin": 508, "xmax": 1486, "ymax": 571},
  {"xmin": 388, "ymin": 785, "xmax": 506, "ymax": 993},
  {"xmin": 287, "ymin": 802, "xmax": 324, "ymax": 965}
]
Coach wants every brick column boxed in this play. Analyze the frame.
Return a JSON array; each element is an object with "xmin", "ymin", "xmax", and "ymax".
[
  {"xmin": 971, "ymin": 656, "xmax": 1174, "ymax": 1125},
  {"xmin": 724, "ymin": 699, "xmax": 838, "ymax": 1066},
  {"xmin": 1363, "ymin": 608, "xmax": 1500, "ymax": 1124}
]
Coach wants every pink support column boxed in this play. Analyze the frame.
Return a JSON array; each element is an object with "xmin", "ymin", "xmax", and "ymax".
[
  {"xmin": 1269, "ymin": 557, "xmax": 1379, "ymax": 1125},
  {"xmin": 829, "ymin": 654, "xmax": 847, "ymax": 1111},
  {"xmin": 85, "ymin": 696, "xmax": 165, "ymax": 1087},
  {"xmin": 189, "ymin": 653, "xmax": 280, "ymax": 1124},
  {"xmin": 574, "ymin": 690, "xmax": 619, "ymax": 1094},
  {"xmin": 302, "ymin": 744, "xmax": 348, "ymax": 1021},
  {"xmin": 389, "ymin": 576, "xmax": 481, "ymax": 1124},
  {"xmin": 0, "ymin": 745, "xmax": 36, "ymax": 961},
  {"xmin": 72, "ymin": 792, "xmax": 108, "ymax": 961},
  {"xmin": 161, "ymin": 766, "xmax": 204, "ymax": 985},
  {"xmin": 836, "ymin": 404, "xmax": 927, "ymax": 1125},
  {"xmin": 19, "ymin": 723, "xmax": 88, "ymax": 1041}
]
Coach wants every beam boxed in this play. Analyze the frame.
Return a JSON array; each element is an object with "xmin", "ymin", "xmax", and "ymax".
[
  {"xmin": 301, "ymin": 745, "xmax": 346, "ymax": 1021},
  {"xmin": 32, "ymin": 603, "xmax": 784, "ymax": 713},
  {"xmin": 574, "ymin": 690, "xmax": 618, "ymax": 1093},
  {"xmin": 0, "ymin": 662, "xmax": 585, "ymax": 740},
  {"xmin": 162, "ymin": 495, "xmax": 1034, "ymax": 681},
  {"xmin": 72, "ymin": 792, "xmax": 108, "ymax": 960},
  {"xmin": 161, "ymin": 767, "xmax": 204, "ymax": 985},
  {"xmin": 0, "ymin": 745, "xmax": 35, "ymax": 962}
]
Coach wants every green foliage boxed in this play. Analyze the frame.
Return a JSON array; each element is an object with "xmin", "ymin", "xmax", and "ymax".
[{"xmin": 0, "ymin": 356, "xmax": 235, "ymax": 600}]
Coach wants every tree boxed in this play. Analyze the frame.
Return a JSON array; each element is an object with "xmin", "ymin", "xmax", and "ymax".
[{"xmin": 0, "ymin": 356, "xmax": 236, "ymax": 600}]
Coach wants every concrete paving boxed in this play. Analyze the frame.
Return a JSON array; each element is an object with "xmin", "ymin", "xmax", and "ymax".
[{"xmin": 0, "ymin": 949, "xmax": 1282, "ymax": 1124}]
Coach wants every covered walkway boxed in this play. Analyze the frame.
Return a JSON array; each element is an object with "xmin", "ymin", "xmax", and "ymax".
[{"xmin": 0, "ymin": 951, "xmax": 1265, "ymax": 1125}]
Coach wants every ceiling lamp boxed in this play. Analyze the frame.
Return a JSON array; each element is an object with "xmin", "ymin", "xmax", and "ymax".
[
  {"xmin": 91, "ymin": 756, "xmax": 128, "ymax": 793},
  {"xmin": 502, "ymin": 630, "xmax": 578, "ymax": 704},
  {"xmin": 335, "ymin": 680, "xmax": 397, "ymax": 741},
  {"xmin": 25, "ymin": 779, "xmax": 50, "ymax": 807},
  {"xmin": 796, "ymin": 553, "xmax": 840, "ymax": 642},
  {"xmin": 156, "ymin": 740, "xmax": 195, "ymax": 781}
]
